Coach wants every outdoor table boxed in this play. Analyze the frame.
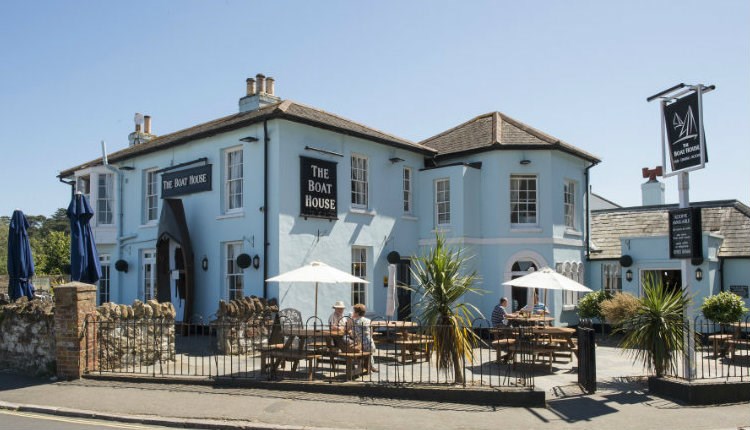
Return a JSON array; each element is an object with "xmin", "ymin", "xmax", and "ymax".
[
  {"xmin": 370, "ymin": 320, "xmax": 418, "ymax": 338},
  {"xmin": 262, "ymin": 328, "xmax": 343, "ymax": 380},
  {"xmin": 729, "ymin": 321, "xmax": 750, "ymax": 338}
]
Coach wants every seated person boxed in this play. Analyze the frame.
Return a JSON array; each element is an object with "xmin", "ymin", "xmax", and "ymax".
[
  {"xmin": 328, "ymin": 301, "xmax": 348, "ymax": 332},
  {"xmin": 522, "ymin": 293, "xmax": 549, "ymax": 315},
  {"xmin": 350, "ymin": 303, "xmax": 378, "ymax": 372},
  {"xmin": 491, "ymin": 297, "xmax": 510, "ymax": 326}
]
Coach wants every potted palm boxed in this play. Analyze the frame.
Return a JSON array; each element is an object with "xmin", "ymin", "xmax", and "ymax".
[
  {"xmin": 410, "ymin": 234, "xmax": 483, "ymax": 384},
  {"xmin": 618, "ymin": 273, "xmax": 691, "ymax": 377}
]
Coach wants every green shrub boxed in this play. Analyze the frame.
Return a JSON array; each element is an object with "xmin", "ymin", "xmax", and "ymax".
[
  {"xmin": 701, "ymin": 291, "xmax": 748, "ymax": 324},
  {"xmin": 577, "ymin": 290, "xmax": 612, "ymax": 320}
]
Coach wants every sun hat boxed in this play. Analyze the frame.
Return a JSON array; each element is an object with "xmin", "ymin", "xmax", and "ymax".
[{"xmin": 332, "ymin": 301, "xmax": 346, "ymax": 309}]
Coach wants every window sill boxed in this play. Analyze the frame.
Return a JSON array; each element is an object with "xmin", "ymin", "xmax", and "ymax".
[
  {"xmin": 138, "ymin": 222, "xmax": 158, "ymax": 229},
  {"xmin": 432, "ymin": 226, "xmax": 451, "ymax": 233},
  {"xmin": 401, "ymin": 215, "xmax": 418, "ymax": 221},
  {"xmin": 216, "ymin": 211, "xmax": 245, "ymax": 220},
  {"xmin": 562, "ymin": 305, "xmax": 576, "ymax": 312},
  {"xmin": 510, "ymin": 226, "xmax": 542, "ymax": 233},
  {"xmin": 349, "ymin": 208, "xmax": 376, "ymax": 217},
  {"xmin": 565, "ymin": 229, "xmax": 582, "ymax": 237}
]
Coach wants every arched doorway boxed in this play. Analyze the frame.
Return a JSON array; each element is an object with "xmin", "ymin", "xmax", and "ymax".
[{"xmin": 504, "ymin": 251, "xmax": 547, "ymax": 312}]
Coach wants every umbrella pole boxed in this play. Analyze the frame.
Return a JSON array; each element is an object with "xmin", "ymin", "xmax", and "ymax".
[{"xmin": 315, "ymin": 282, "xmax": 318, "ymax": 320}]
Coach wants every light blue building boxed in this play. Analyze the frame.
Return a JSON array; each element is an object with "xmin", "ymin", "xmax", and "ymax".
[{"xmin": 59, "ymin": 74, "xmax": 600, "ymax": 325}]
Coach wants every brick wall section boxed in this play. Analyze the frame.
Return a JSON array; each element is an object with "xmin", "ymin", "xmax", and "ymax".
[{"xmin": 54, "ymin": 282, "xmax": 97, "ymax": 379}]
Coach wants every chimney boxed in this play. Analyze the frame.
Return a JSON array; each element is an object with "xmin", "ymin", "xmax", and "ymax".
[
  {"xmin": 239, "ymin": 73, "xmax": 281, "ymax": 113},
  {"xmin": 128, "ymin": 113, "xmax": 156, "ymax": 146},
  {"xmin": 641, "ymin": 166, "xmax": 665, "ymax": 206}
]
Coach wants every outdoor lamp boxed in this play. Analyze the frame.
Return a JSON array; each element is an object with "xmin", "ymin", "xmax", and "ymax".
[
  {"xmin": 695, "ymin": 268, "xmax": 703, "ymax": 281},
  {"xmin": 625, "ymin": 270, "xmax": 633, "ymax": 282},
  {"xmin": 252, "ymin": 255, "xmax": 261, "ymax": 269},
  {"xmin": 201, "ymin": 256, "xmax": 208, "ymax": 271}
]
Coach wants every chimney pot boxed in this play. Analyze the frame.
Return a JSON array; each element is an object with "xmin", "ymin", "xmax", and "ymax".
[
  {"xmin": 144, "ymin": 115, "xmax": 152, "ymax": 134},
  {"xmin": 246, "ymin": 78, "xmax": 256, "ymax": 96},
  {"xmin": 135, "ymin": 123, "xmax": 142, "ymax": 132},
  {"xmin": 266, "ymin": 77, "xmax": 275, "ymax": 96},
  {"xmin": 256, "ymin": 73, "xmax": 266, "ymax": 94}
]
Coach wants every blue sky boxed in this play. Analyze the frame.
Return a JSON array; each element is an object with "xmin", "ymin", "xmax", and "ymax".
[{"xmin": 1, "ymin": 0, "xmax": 748, "ymax": 217}]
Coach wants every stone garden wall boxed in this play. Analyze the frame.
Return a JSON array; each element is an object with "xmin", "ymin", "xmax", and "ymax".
[
  {"xmin": 214, "ymin": 296, "xmax": 277, "ymax": 355},
  {"xmin": 94, "ymin": 300, "xmax": 176, "ymax": 370},
  {"xmin": 0, "ymin": 295, "xmax": 56, "ymax": 376}
]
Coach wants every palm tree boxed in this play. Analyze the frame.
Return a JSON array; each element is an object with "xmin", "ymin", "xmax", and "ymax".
[
  {"xmin": 619, "ymin": 272, "xmax": 691, "ymax": 377},
  {"xmin": 410, "ymin": 234, "xmax": 483, "ymax": 384}
]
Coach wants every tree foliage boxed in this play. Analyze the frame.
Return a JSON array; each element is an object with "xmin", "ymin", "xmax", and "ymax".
[
  {"xmin": 577, "ymin": 290, "xmax": 612, "ymax": 320},
  {"xmin": 701, "ymin": 291, "xmax": 748, "ymax": 324},
  {"xmin": 0, "ymin": 208, "xmax": 70, "ymax": 276}
]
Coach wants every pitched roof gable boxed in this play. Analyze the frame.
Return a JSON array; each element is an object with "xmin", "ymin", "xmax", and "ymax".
[
  {"xmin": 590, "ymin": 200, "xmax": 750, "ymax": 259},
  {"xmin": 420, "ymin": 111, "xmax": 600, "ymax": 163},
  {"xmin": 60, "ymin": 101, "xmax": 435, "ymax": 177}
]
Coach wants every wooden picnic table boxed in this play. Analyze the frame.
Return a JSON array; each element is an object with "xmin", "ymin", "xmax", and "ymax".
[
  {"xmin": 262, "ymin": 328, "xmax": 343, "ymax": 380},
  {"xmin": 370, "ymin": 321, "xmax": 432, "ymax": 362},
  {"xmin": 490, "ymin": 325, "xmax": 576, "ymax": 371}
]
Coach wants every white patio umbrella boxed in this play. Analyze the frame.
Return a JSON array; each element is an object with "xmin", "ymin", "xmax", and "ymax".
[
  {"xmin": 502, "ymin": 267, "xmax": 593, "ymax": 313},
  {"xmin": 266, "ymin": 261, "xmax": 369, "ymax": 319},
  {"xmin": 502, "ymin": 267, "xmax": 593, "ymax": 293}
]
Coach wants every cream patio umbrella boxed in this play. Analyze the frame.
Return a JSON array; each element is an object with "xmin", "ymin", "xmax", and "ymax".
[
  {"xmin": 502, "ymin": 267, "xmax": 593, "ymax": 314},
  {"xmin": 266, "ymin": 261, "xmax": 369, "ymax": 319}
]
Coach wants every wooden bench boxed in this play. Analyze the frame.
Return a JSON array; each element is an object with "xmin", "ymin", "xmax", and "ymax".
[
  {"xmin": 260, "ymin": 349, "xmax": 322, "ymax": 380},
  {"xmin": 491, "ymin": 338, "xmax": 517, "ymax": 364},
  {"xmin": 393, "ymin": 338, "xmax": 433, "ymax": 363},
  {"xmin": 726, "ymin": 339, "xmax": 750, "ymax": 361},
  {"xmin": 336, "ymin": 351, "xmax": 372, "ymax": 380},
  {"xmin": 707, "ymin": 334, "xmax": 734, "ymax": 356}
]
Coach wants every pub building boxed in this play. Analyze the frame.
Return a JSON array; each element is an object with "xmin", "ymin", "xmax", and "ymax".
[{"xmin": 59, "ymin": 73, "xmax": 601, "ymax": 325}]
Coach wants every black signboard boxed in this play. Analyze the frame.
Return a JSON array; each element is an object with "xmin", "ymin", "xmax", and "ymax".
[
  {"xmin": 664, "ymin": 92, "xmax": 707, "ymax": 172},
  {"xmin": 162, "ymin": 164, "xmax": 212, "ymax": 198},
  {"xmin": 729, "ymin": 285, "xmax": 749, "ymax": 299},
  {"xmin": 669, "ymin": 207, "xmax": 703, "ymax": 259},
  {"xmin": 300, "ymin": 156, "xmax": 337, "ymax": 219}
]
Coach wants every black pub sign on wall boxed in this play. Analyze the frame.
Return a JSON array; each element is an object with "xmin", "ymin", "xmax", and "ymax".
[
  {"xmin": 162, "ymin": 164, "xmax": 212, "ymax": 198},
  {"xmin": 669, "ymin": 207, "xmax": 703, "ymax": 260},
  {"xmin": 300, "ymin": 156, "xmax": 337, "ymax": 220}
]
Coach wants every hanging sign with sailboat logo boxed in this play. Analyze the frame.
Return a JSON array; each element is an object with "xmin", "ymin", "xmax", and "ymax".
[{"xmin": 663, "ymin": 91, "xmax": 707, "ymax": 173}]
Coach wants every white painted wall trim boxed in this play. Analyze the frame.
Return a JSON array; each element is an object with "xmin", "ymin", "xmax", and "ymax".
[{"xmin": 418, "ymin": 236, "xmax": 583, "ymax": 247}]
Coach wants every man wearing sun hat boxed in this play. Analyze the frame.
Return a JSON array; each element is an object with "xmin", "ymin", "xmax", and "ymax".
[{"xmin": 328, "ymin": 300, "xmax": 347, "ymax": 332}]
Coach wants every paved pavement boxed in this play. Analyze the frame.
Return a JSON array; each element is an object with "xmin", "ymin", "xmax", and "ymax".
[{"xmin": 0, "ymin": 344, "xmax": 748, "ymax": 430}]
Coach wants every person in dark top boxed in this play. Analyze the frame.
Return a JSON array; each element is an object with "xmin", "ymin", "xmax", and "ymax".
[{"xmin": 491, "ymin": 297, "xmax": 510, "ymax": 327}]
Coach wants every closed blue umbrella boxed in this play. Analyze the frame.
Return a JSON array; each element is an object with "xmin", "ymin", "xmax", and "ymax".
[
  {"xmin": 7, "ymin": 210, "xmax": 35, "ymax": 301},
  {"xmin": 68, "ymin": 193, "xmax": 101, "ymax": 284}
]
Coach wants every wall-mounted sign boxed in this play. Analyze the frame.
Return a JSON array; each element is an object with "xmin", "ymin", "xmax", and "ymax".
[
  {"xmin": 664, "ymin": 92, "xmax": 707, "ymax": 173},
  {"xmin": 669, "ymin": 207, "xmax": 703, "ymax": 259},
  {"xmin": 162, "ymin": 164, "xmax": 212, "ymax": 198},
  {"xmin": 729, "ymin": 285, "xmax": 749, "ymax": 299},
  {"xmin": 300, "ymin": 156, "xmax": 337, "ymax": 219}
]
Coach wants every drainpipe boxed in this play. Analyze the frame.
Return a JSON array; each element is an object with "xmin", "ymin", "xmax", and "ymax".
[
  {"xmin": 58, "ymin": 177, "xmax": 76, "ymax": 198},
  {"xmin": 584, "ymin": 161, "xmax": 597, "ymax": 260},
  {"xmin": 263, "ymin": 119, "xmax": 269, "ymax": 299},
  {"xmin": 719, "ymin": 257, "xmax": 725, "ymax": 292},
  {"xmin": 101, "ymin": 141, "xmax": 125, "ymax": 302}
]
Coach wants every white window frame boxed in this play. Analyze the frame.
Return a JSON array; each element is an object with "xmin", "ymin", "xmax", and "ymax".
[
  {"xmin": 351, "ymin": 247, "xmax": 367, "ymax": 305},
  {"xmin": 224, "ymin": 147, "xmax": 244, "ymax": 212},
  {"xmin": 350, "ymin": 154, "xmax": 369, "ymax": 209},
  {"xmin": 435, "ymin": 178, "xmax": 451, "ymax": 226},
  {"xmin": 403, "ymin": 167, "xmax": 412, "ymax": 214},
  {"xmin": 557, "ymin": 261, "xmax": 583, "ymax": 308},
  {"xmin": 564, "ymin": 180, "xmax": 576, "ymax": 230},
  {"xmin": 602, "ymin": 263, "xmax": 622, "ymax": 295},
  {"xmin": 144, "ymin": 169, "xmax": 159, "ymax": 223},
  {"xmin": 142, "ymin": 249, "xmax": 156, "ymax": 301},
  {"xmin": 98, "ymin": 254, "xmax": 111, "ymax": 305},
  {"xmin": 97, "ymin": 173, "xmax": 114, "ymax": 225},
  {"xmin": 225, "ymin": 241, "xmax": 244, "ymax": 300},
  {"xmin": 510, "ymin": 174, "xmax": 538, "ymax": 226},
  {"xmin": 77, "ymin": 175, "xmax": 91, "ymax": 204}
]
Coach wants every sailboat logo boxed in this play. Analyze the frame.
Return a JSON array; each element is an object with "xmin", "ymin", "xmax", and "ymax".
[{"xmin": 671, "ymin": 105, "xmax": 698, "ymax": 145}]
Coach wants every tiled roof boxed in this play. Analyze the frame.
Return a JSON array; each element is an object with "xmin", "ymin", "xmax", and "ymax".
[
  {"xmin": 59, "ymin": 100, "xmax": 436, "ymax": 177},
  {"xmin": 420, "ymin": 112, "xmax": 600, "ymax": 163},
  {"xmin": 590, "ymin": 200, "xmax": 750, "ymax": 259}
]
